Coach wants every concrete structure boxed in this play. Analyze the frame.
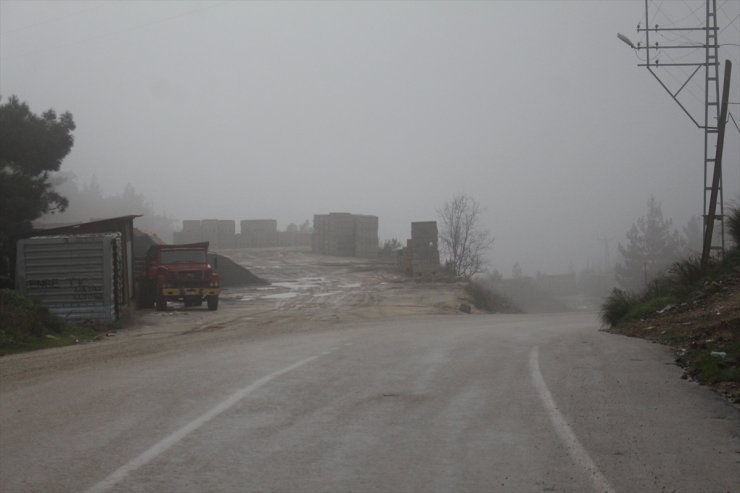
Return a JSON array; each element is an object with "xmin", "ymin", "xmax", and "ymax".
[
  {"xmin": 175, "ymin": 219, "xmax": 235, "ymax": 249},
  {"xmin": 240, "ymin": 220, "xmax": 278, "ymax": 248},
  {"xmin": 312, "ymin": 214, "xmax": 330, "ymax": 253},
  {"xmin": 181, "ymin": 220, "xmax": 202, "ymax": 244},
  {"xmin": 312, "ymin": 213, "xmax": 379, "ymax": 258},
  {"xmin": 175, "ymin": 218, "xmax": 313, "ymax": 250},
  {"xmin": 409, "ymin": 221, "xmax": 440, "ymax": 277},
  {"xmin": 327, "ymin": 213, "xmax": 355, "ymax": 257},
  {"xmin": 354, "ymin": 215, "xmax": 379, "ymax": 258},
  {"xmin": 201, "ymin": 219, "xmax": 219, "ymax": 248},
  {"xmin": 218, "ymin": 220, "xmax": 236, "ymax": 249}
]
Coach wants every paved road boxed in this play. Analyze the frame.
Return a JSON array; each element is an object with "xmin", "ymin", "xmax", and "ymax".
[{"xmin": 1, "ymin": 312, "xmax": 739, "ymax": 492}]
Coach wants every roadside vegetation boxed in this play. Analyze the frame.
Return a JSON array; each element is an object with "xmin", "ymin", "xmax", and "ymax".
[
  {"xmin": 465, "ymin": 280, "xmax": 522, "ymax": 313},
  {"xmin": 0, "ymin": 289, "xmax": 100, "ymax": 356},
  {"xmin": 602, "ymin": 207, "xmax": 740, "ymax": 401}
]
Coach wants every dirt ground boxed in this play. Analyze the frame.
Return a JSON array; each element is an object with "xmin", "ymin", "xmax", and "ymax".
[
  {"xmin": 211, "ymin": 247, "xmax": 473, "ymax": 329},
  {"xmin": 140, "ymin": 247, "xmax": 480, "ymax": 342},
  {"xmin": 1, "ymin": 248, "xmax": 473, "ymax": 383},
  {"xmin": 607, "ymin": 271, "xmax": 740, "ymax": 402}
]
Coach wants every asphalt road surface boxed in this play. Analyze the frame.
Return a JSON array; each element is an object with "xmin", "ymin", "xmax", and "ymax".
[{"xmin": 1, "ymin": 312, "xmax": 739, "ymax": 493}]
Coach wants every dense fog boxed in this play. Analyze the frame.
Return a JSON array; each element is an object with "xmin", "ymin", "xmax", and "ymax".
[{"xmin": 1, "ymin": 0, "xmax": 738, "ymax": 276}]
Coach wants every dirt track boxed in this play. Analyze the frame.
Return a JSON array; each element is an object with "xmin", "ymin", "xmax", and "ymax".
[{"xmin": 217, "ymin": 248, "xmax": 469, "ymax": 325}]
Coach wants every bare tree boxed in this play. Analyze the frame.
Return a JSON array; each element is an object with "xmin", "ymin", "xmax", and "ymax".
[{"xmin": 437, "ymin": 193, "xmax": 493, "ymax": 278}]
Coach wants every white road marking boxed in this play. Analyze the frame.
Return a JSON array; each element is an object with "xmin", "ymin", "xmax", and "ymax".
[
  {"xmin": 529, "ymin": 347, "xmax": 616, "ymax": 493},
  {"xmin": 84, "ymin": 355, "xmax": 319, "ymax": 493}
]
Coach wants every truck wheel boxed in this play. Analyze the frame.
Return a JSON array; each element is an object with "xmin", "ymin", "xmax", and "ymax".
[
  {"xmin": 207, "ymin": 295, "xmax": 219, "ymax": 311},
  {"xmin": 155, "ymin": 296, "xmax": 167, "ymax": 311},
  {"xmin": 136, "ymin": 281, "xmax": 155, "ymax": 309}
]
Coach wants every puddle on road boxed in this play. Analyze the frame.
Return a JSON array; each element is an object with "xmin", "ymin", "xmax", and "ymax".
[
  {"xmin": 232, "ymin": 276, "xmax": 360, "ymax": 303},
  {"xmin": 272, "ymin": 278, "xmax": 328, "ymax": 290},
  {"xmin": 338, "ymin": 283, "xmax": 361, "ymax": 289},
  {"xmin": 263, "ymin": 292, "xmax": 298, "ymax": 300}
]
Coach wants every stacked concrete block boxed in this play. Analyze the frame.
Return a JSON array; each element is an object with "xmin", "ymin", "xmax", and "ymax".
[
  {"xmin": 181, "ymin": 220, "xmax": 203, "ymax": 244},
  {"xmin": 312, "ymin": 213, "xmax": 379, "ymax": 257},
  {"xmin": 354, "ymin": 215, "xmax": 379, "ymax": 258},
  {"xmin": 218, "ymin": 220, "xmax": 236, "ymax": 249},
  {"xmin": 240, "ymin": 219, "xmax": 278, "ymax": 247},
  {"xmin": 312, "ymin": 214, "xmax": 329, "ymax": 253},
  {"xmin": 403, "ymin": 239, "xmax": 414, "ymax": 276},
  {"xmin": 410, "ymin": 221, "xmax": 440, "ymax": 276},
  {"xmin": 326, "ymin": 213, "xmax": 355, "ymax": 256},
  {"xmin": 201, "ymin": 219, "xmax": 220, "ymax": 248},
  {"xmin": 174, "ymin": 219, "xmax": 237, "ymax": 248}
]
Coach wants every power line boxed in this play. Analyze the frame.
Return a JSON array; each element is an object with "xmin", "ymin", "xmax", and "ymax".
[
  {"xmin": 633, "ymin": 0, "xmax": 730, "ymax": 257},
  {"xmin": 729, "ymin": 112, "xmax": 740, "ymax": 134}
]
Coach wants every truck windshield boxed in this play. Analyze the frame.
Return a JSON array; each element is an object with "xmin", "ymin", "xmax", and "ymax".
[{"xmin": 160, "ymin": 249, "xmax": 206, "ymax": 264}]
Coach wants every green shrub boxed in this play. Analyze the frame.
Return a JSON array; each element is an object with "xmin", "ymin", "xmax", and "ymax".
[
  {"xmin": 727, "ymin": 207, "xmax": 740, "ymax": 247},
  {"xmin": 624, "ymin": 295, "xmax": 678, "ymax": 321},
  {"xmin": 0, "ymin": 289, "xmax": 65, "ymax": 337},
  {"xmin": 465, "ymin": 280, "xmax": 520, "ymax": 313},
  {"xmin": 669, "ymin": 256, "xmax": 706, "ymax": 288},
  {"xmin": 0, "ymin": 289, "xmax": 99, "ymax": 355},
  {"xmin": 600, "ymin": 288, "xmax": 639, "ymax": 327}
]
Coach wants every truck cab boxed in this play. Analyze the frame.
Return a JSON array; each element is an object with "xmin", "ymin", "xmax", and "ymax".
[{"xmin": 138, "ymin": 242, "xmax": 220, "ymax": 311}]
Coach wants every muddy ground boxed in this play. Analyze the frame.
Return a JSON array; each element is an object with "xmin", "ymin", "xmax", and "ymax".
[
  {"xmin": 206, "ymin": 247, "xmax": 473, "ymax": 332},
  {"xmin": 1, "ymin": 249, "xmax": 474, "ymax": 382}
]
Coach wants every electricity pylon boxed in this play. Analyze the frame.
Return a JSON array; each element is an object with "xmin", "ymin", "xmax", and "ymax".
[{"xmin": 619, "ymin": 0, "xmax": 733, "ymax": 261}]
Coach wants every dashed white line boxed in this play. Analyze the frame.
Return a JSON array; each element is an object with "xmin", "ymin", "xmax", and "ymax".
[
  {"xmin": 84, "ymin": 355, "xmax": 319, "ymax": 493},
  {"xmin": 529, "ymin": 346, "xmax": 616, "ymax": 493}
]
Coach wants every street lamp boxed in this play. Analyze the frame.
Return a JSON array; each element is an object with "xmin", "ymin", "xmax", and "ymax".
[{"xmin": 617, "ymin": 33, "xmax": 637, "ymax": 50}]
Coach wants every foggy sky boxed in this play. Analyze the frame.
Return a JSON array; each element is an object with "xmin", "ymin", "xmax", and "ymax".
[{"xmin": 1, "ymin": 0, "xmax": 739, "ymax": 276}]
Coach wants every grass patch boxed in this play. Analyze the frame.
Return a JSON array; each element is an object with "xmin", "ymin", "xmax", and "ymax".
[
  {"xmin": 0, "ymin": 289, "xmax": 101, "ymax": 356},
  {"xmin": 601, "ymin": 289, "xmax": 678, "ymax": 328},
  {"xmin": 677, "ymin": 341, "xmax": 740, "ymax": 386},
  {"xmin": 621, "ymin": 295, "xmax": 679, "ymax": 325}
]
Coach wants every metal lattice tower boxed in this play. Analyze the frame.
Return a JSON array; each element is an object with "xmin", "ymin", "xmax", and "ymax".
[{"xmin": 635, "ymin": 0, "xmax": 725, "ymax": 256}]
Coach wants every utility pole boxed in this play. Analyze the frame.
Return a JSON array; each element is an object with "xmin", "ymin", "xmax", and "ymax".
[
  {"xmin": 619, "ymin": 0, "xmax": 733, "ymax": 261},
  {"xmin": 702, "ymin": 60, "xmax": 732, "ymax": 267}
]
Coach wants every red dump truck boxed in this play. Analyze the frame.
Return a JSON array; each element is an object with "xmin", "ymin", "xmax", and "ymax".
[{"xmin": 137, "ymin": 242, "xmax": 220, "ymax": 311}]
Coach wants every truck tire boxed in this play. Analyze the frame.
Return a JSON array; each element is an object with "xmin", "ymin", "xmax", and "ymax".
[
  {"xmin": 136, "ymin": 281, "xmax": 155, "ymax": 309},
  {"xmin": 155, "ymin": 296, "xmax": 167, "ymax": 312},
  {"xmin": 207, "ymin": 295, "xmax": 219, "ymax": 311}
]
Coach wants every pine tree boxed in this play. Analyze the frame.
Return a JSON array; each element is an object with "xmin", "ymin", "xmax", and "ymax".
[
  {"xmin": 0, "ymin": 96, "xmax": 75, "ymax": 280},
  {"xmin": 615, "ymin": 196, "xmax": 683, "ymax": 292}
]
